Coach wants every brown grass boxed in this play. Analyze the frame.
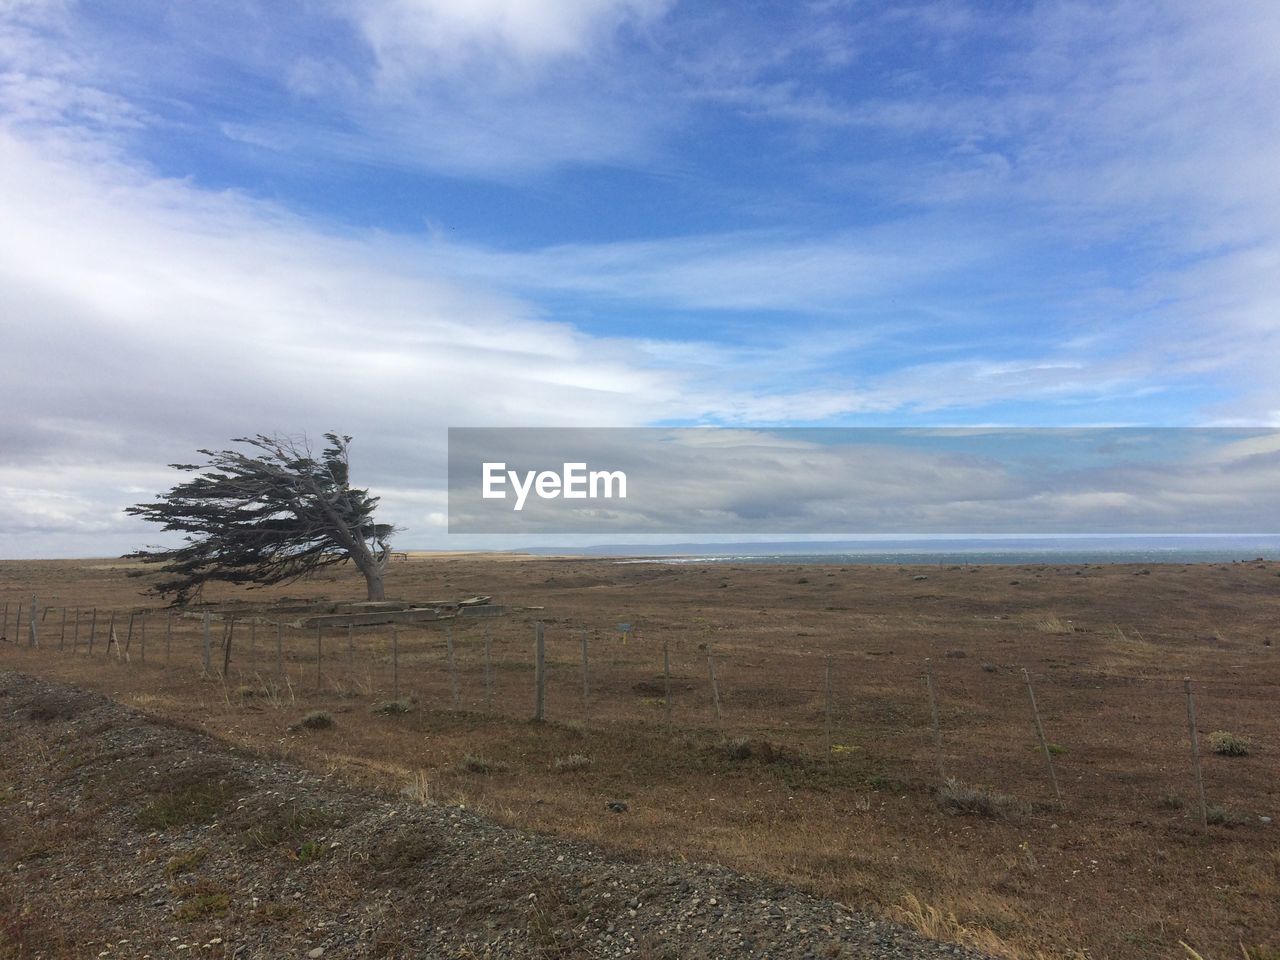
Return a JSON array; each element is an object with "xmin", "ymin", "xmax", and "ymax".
[{"xmin": 2, "ymin": 554, "xmax": 1279, "ymax": 959}]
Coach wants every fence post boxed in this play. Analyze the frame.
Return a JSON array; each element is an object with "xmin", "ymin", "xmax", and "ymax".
[
  {"xmin": 125, "ymin": 611, "xmax": 135, "ymax": 654},
  {"xmin": 28, "ymin": 594, "xmax": 37, "ymax": 647},
  {"xmin": 484, "ymin": 625, "xmax": 494, "ymax": 714},
  {"xmin": 1022, "ymin": 668, "xmax": 1061, "ymax": 800},
  {"xmin": 59, "ymin": 607, "xmax": 67, "ymax": 650},
  {"xmin": 707, "ymin": 651, "xmax": 723, "ymax": 729},
  {"xmin": 222, "ymin": 619, "xmax": 235, "ymax": 677},
  {"xmin": 663, "ymin": 639, "xmax": 673, "ymax": 727},
  {"xmin": 446, "ymin": 626, "xmax": 461, "ymax": 709},
  {"xmin": 581, "ymin": 630, "xmax": 590, "ymax": 724},
  {"xmin": 824, "ymin": 655, "xmax": 834, "ymax": 758},
  {"xmin": 105, "ymin": 610, "xmax": 116, "ymax": 658},
  {"xmin": 1, "ymin": 601, "xmax": 7, "ymax": 640},
  {"xmin": 1184, "ymin": 677, "xmax": 1208, "ymax": 829},
  {"xmin": 14, "ymin": 602, "xmax": 22, "ymax": 647},
  {"xmin": 201, "ymin": 611, "xmax": 212, "ymax": 675},
  {"xmin": 534, "ymin": 621, "xmax": 546, "ymax": 721},
  {"xmin": 925, "ymin": 659, "xmax": 945, "ymax": 784}
]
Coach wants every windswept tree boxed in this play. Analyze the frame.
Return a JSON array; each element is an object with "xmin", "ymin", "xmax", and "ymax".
[{"xmin": 127, "ymin": 433, "xmax": 396, "ymax": 603}]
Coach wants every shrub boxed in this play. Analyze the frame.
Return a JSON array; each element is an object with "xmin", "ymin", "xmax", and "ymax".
[
  {"xmin": 291, "ymin": 710, "xmax": 334, "ymax": 731},
  {"xmin": 937, "ymin": 779, "xmax": 1027, "ymax": 820},
  {"xmin": 1208, "ymin": 731, "xmax": 1249, "ymax": 757},
  {"xmin": 460, "ymin": 755, "xmax": 510, "ymax": 774},
  {"xmin": 553, "ymin": 754, "xmax": 592, "ymax": 772},
  {"xmin": 371, "ymin": 699, "xmax": 415, "ymax": 715}
]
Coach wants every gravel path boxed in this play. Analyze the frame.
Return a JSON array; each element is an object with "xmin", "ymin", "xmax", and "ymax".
[{"xmin": 0, "ymin": 671, "xmax": 988, "ymax": 959}]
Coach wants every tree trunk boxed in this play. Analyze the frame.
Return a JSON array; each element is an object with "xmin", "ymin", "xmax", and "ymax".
[{"xmin": 359, "ymin": 560, "xmax": 385, "ymax": 601}]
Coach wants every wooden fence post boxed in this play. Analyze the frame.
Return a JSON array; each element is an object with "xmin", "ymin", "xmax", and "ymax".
[
  {"xmin": 59, "ymin": 607, "xmax": 67, "ymax": 651},
  {"xmin": 484, "ymin": 626, "xmax": 494, "ymax": 714},
  {"xmin": 1184, "ymin": 677, "xmax": 1208, "ymax": 829},
  {"xmin": 28, "ymin": 594, "xmax": 37, "ymax": 647},
  {"xmin": 925, "ymin": 659, "xmax": 945, "ymax": 784},
  {"xmin": 581, "ymin": 630, "xmax": 590, "ymax": 724},
  {"xmin": 446, "ymin": 626, "xmax": 461, "ymax": 709},
  {"xmin": 663, "ymin": 639, "xmax": 673, "ymax": 727},
  {"xmin": 222, "ymin": 619, "xmax": 235, "ymax": 677},
  {"xmin": 105, "ymin": 610, "xmax": 116, "ymax": 658},
  {"xmin": 125, "ymin": 612, "xmax": 135, "ymax": 654},
  {"xmin": 534, "ymin": 621, "xmax": 546, "ymax": 721},
  {"xmin": 1022, "ymin": 668, "xmax": 1061, "ymax": 800},
  {"xmin": 707, "ymin": 651, "xmax": 723, "ymax": 729}
]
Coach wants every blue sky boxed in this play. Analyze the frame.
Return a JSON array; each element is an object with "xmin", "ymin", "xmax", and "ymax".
[{"xmin": 2, "ymin": 0, "xmax": 1279, "ymax": 555}]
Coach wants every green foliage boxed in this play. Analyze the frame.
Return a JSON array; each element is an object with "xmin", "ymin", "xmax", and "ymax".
[{"xmin": 126, "ymin": 432, "xmax": 394, "ymax": 603}]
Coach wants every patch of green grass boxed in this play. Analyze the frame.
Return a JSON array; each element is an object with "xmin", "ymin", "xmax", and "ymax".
[
  {"xmin": 242, "ymin": 805, "xmax": 338, "ymax": 850},
  {"xmin": 295, "ymin": 839, "xmax": 326, "ymax": 863},
  {"xmin": 1205, "ymin": 805, "xmax": 1248, "ymax": 827},
  {"xmin": 1155, "ymin": 793, "xmax": 1184, "ymax": 811},
  {"xmin": 173, "ymin": 885, "xmax": 231, "ymax": 920},
  {"xmin": 1208, "ymin": 731, "xmax": 1250, "ymax": 757},
  {"xmin": 138, "ymin": 781, "xmax": 237, "ymax": 830},
  {"xmin": 164, "ymin": 846, "xmax": 209, "ymax": 877}
]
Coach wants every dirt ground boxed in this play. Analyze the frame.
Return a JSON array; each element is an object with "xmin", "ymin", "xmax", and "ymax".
[{"xmin": 1, "ymin": 554, "xmax": 1277, "ymax": 960}]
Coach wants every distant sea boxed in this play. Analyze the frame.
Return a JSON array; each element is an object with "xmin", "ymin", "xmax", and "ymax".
[{"xmin": 523, "ymin": 536, "xmax": 1280, "ymax": 566}]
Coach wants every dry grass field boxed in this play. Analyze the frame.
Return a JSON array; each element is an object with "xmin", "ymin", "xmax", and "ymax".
[{"xmin": 2, "ymin": 554, "xmax": 1278, "ymax": 960}]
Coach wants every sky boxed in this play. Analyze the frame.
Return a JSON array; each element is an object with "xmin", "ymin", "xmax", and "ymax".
[{"xmin": 2, "ymin": 0, "xmax": 1279, "ymax": 556}]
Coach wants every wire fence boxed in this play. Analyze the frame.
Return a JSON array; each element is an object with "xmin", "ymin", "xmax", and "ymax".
[{"xmin": 2, "ymin": 594, "xmax": 1276, "ymax": 827}]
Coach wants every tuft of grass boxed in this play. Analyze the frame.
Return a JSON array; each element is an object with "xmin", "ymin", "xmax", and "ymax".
[
  {"xmin": 1156, "ymin": 793, "xmax": 1184, "ymax": 811},
  {"xmin": 892, "ymin": 893, "xmax": 1034, "ymax": 959},
  {"xmin": 138, "ymin": 780, "xmax": 237, "ymax": 830},
  {"xmin": 369, "ymin": 829, "xmax": 443, "ymax": 873},
  {"xmin": 371, "ymin": 698, "xmax": 415, "ymax": 715},
  {"xmin": 173, "ymin": 883, "xmax": 231, "ymax": 920},
  {"xmin": 239, "ymin": 804, "xmax": 336, "ymax": 850},
  {"xmin": 291, "ymin": 710, "xmax": 335, "ymax": 731},
  {"xmin": 164, "ymin": 846, "xmax": 209, "ymax": 877},
  {"xmin": 1208, "ymin": 730, "xmax": 1250, "ymax": 756},
  {"xmin": 1034, "ymin": 615, "xmax": 1072, "ymax": 635},
  {"xmin": 553, "ymin": 753, "xmax": 593, "ymax": 773},
  {"xmin": 936, "ymin": 778, "xmax": 1028, "ymax": 820},
  {"xmin": 1206, "ymin": 805, "xmax": 1248, "ymax": 827},
  {"xmin": 459, "ymin": 754, "xmax": 510, "ymax": 774}
]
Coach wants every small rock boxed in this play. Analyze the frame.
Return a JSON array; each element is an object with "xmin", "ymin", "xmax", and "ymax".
[
  {"xmin": 309, "ymin": 949, "xmax": 325, "ymax": 959},
  {"xmin": 607, "ymin": 800, "xmax": 629, "ymax": 813}
]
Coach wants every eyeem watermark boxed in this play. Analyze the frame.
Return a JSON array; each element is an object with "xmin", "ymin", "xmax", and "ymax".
[{"xmin": 482, "ymin": 462, "xmax": 627, "ymax": 511}]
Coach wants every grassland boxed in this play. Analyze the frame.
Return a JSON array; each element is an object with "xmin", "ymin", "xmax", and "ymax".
[{"xmin": 1, "ymin": 554, "xmax": 1277, "ymax": 959}]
